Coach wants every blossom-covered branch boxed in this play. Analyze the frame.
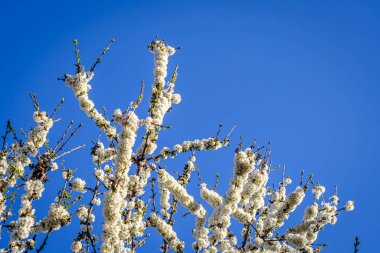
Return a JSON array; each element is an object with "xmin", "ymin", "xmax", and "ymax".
[{"xmin": 0, "ymin": 38, "xmax": 355, "ymax": 253}]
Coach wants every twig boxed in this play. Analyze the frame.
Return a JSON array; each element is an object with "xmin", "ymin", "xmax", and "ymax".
[
  {"xmin": 36, "ymin": 229, "xmax": 52, "ymax": 253},
  {"xmin": 50, "ymin": 98, "xmax": 65, "ymax": 118},
  {"xmin": 90, "ymin": 38, "xmax": 115, "ymax": 72},
  {"xmin": 226, "ymin": 123, "xmax": 237, "ymax": 140},
  {"xmin": 73, "ymin": 39, "xmax": 81, "ymax": 73},
  {"xmin": 212, "ymin": 172, "xmax": 220, "ymax": 191},
  {"xmin": 150, "ymin": 178, "xmax": 157, "ymax": 212},
  {"xmin": 53, "ymin": 144, "xmax": 85, "ymax": 161},
  {"xmin": 56, "ymin": 123, "xmax": 82, "ymax": 153},
  {"xmin": 29, "ymin": 92, "xmax": 40, "ymax": 111},
  {"xmin": 354, "ymin": 236, "xmax": 360, "ymax": 253},
  {"xmin": 54, "ymin": 120, "xmax": 74, "ymax": 151}
]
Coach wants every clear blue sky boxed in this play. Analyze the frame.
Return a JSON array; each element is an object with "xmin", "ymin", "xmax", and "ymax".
[{"xmin": 0, "ymin": 0, "xmax": 378, "ymax": 252}]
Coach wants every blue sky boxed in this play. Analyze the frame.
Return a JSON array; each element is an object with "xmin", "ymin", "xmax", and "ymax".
[{"xmin": 0, "ymin": 0, "xmax": 378, "ymax": 252}]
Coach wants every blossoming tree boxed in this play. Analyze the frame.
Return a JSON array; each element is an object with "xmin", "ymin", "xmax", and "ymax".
[{"xmin": 0, "ymin": 39, "xmax": 354, "ymax": 253}]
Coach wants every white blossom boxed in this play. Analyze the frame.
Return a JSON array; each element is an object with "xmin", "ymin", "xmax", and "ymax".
[
  {"xmin": 71, "ymin": 178, "xmax": 87, "ymax": 193},
  {"xmin": 171, "ymin": 93, "xmax": 181, "ymax": 104},
  {"xmin": 92, "ymin": 198, "xmax": 101, "ymax": 206},
  {"xmin": 147, "ymin": 212, "xmax": 184, "ymax": 251},
  {"xmin": 71, "ymin": 241, "xmax": 83, "ymax": 253},
  {"xmin": 158, "ymin": 169, "xmax": 206, "ymax": 218},
  {"xmin": 24, "ymin": 180, "xmax": 44, "ymax": 199},
  {"xmin": 312, "ymin": 185, "xmax": 325, "ymax": 200},
  {"xmin": 65, "ymin": 70, "xmax": 116, "ymax": 139},
  {"xmin": 101, "ymin": 111, "xmax": 139, "ymax": 252},
  {"xmin": 51, "ymin": 162, "xmax": 59, "ymax": 171},
  {"xmin": 34, "ymin": 203, "xmax": 71, "ymax": 233},
  {"xmin": 345, "ymin": 200, "xmax": 354, "ymax": 211}
]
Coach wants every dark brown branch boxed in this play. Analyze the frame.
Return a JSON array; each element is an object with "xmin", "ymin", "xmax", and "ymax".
[{"xmin": 36, "ymin": 229, "xmax": 52, "ymax": 253}]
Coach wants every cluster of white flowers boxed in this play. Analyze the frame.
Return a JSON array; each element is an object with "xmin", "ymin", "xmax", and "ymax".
[
  {"xmin": 128, "ymin": 199, "xmax": 147, "ymax": 237},
  {"xmin": 147, "ymin": 40, "xmax": 176, "ymax": 120},
  {"xmin": 240, "ymin": 181, "xmax": 354, "ymax": 252},
  {"xmin": 157, "ymin": 137, "xmax": 229, "ymax": 161},
  {"xmin": 147, "ymin": 212, "xmax": 184, "ymax": 251},
  {"xmin": 158, "ymin": 169, "xmax": 206, "ymax": 218},
  {"xmin": 27, "ymin": 111, "xmax": 54, "ymax": 157},
  {"xmin": 208, "ymin": 150, "xmax": 255, "ymax": 249},
  {"xmin": 218, "ymin": 239, "xmax": 236, "ymax": 253},
  {"xmin": 7, "ymin": 111, "xmax": 53, "ymax": 187},
  {"xmin": 179, "ymin": 158, "xmax": 196, "ymax": 184},
  {"xmin": 193, "ymin": 215, "xmax": 210, "ymax": 250},
  {"xmin": 282, "ymin": 196, "xmax": 352, "ymax": 251},
  {"xmin": 136, "ymin": 41, "xmax": 176, "ymax": 156},
  {"xmin": 200, "ymin": 183, "xmax": 251, "ymax": 225},
  {"xmin": 240, "ymin": 165, "xmax": 269, "ymax": 219},
  {"xmin": 71, "ymin": 240, "xmax": 83, "ymax": 253},
  {"xmin": 330, "ymin": 193, "xmax": 339, "ymax": 206},
  {"xmin": 181, "ymin": 138, "xmax": 229, "ymax": 152},
  {"xmin": 34, "ymin": 203, "xmax": 71, "ymax": 233},
  {"xmin": 256, "ymin": 185, "xmax": 306, "ymax": 239},
  {"xmin": 200, "ymin": 184, "xmax": 223, "ymax": 207},
  {"xmin": 62, "ymin": 170, "xmax": 73, "ymax": 180},
  {"xmin": 192, "ymin": 146, "xmax": 356, "ymax": 253},
  {"xmin": 91, "ymin": 197, "xmax": 101, "ymax": 206},
  {"xmin": 72, "ymin": 203, "xmax": 99, "ymax": 253},
  {"xmin": 175, "ymin": 137, "xmax": 229, "ymax": 155},
  {"xmin": 24, "ymin": 179, "xmax": 45, "ymax": 199},
  {"xmin": 0, "ymin": 109, "xmax": 55, "ymax": 252},
  {"xmin": 9, "ymin": 199, "xmax": 34, "ymax": 252},
  {"xmin": 9, "ymin": 179, "xmax": 45, "ymax": 252},
  {"xmin": 312, "ymin": 185, "xmax": 326, "ymax": 200},
  {"xmin": 101, "ymin": 111, "xmax": 139, "ymax": 253},
  {"xmin": 160, "ymin": 158, "xmax": 195, "ymax": 219},
  {"xmin": 303, "ymin": 203, "xmax": 319, "ymax": 221},
  {"xmin": 94, "ymin": 165, "xmax": 115, "ymax": 191},
  {"xmin": 129, "ymin": 165, "xmax": 152, "ymax": 197},
  {"xmin": 0, "ymin": 192, "xmax": 6, "ymax": 221},
  {"xmin": 94, "ymin": 167, "xmax": 105, "ymax": 181},
  {"xmin": 71, "ymin": 178, "xmax": 87, "ymax": 193},
  {"xmin": 65, "ymin": 70, "xmax": 116, "ymax": 139},
  {"xmin": 159, "ymin": 187, "xmax": 171, "ymax": 216},
  {"xmin": 0, "ymin": 153, "xmax": 8, "ymax": 177},
  {"xmin": 76, "ymin": 205, "xmax": 94, "ymax": 223},
  {"xmin": 92, "ymin": 142, "xmax": 117, "ymax": 164}
]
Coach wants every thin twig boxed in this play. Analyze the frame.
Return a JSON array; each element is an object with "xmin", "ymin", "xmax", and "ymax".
[
  {"xmin": 54, "ymin": 120, "xmax": 74, "ymax": 151},
  {"xmin": 56, "ymin": 123, "xmax": 82, "ymax": 153},
  {"xmin": 53, "ymin": 144, "xmax": 85, "ymax": 161},
  {"xmin": 90, "ymin": 38, "xmax": 116, "ymax": 72},
  {"xmin": 50, "ymin": 98, "xmax": 65, "ymax": 118}
]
